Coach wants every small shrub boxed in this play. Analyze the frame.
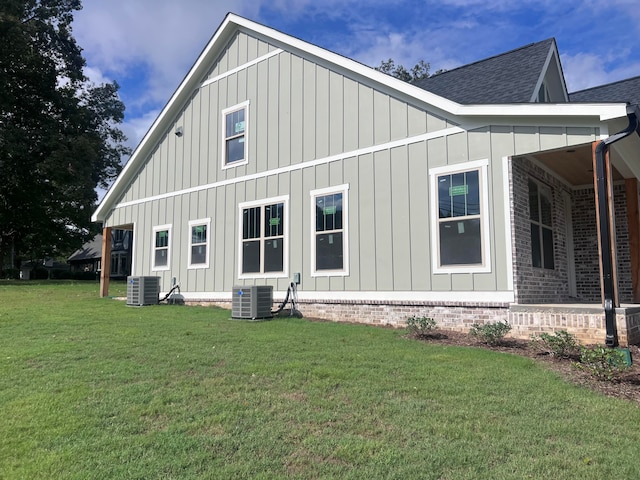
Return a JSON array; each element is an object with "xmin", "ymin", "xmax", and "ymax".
[
  {"xmin": 530, "ymin": 330, "xmax": 579, "ymax": 358},
  {"xmin": 469, "ymin": 321, "xmax": 512, "ymax": 346},
  {"xmin": 406, "ymin": 316, "xmax": 437, "ymax": 337},
  {"xmin": 576, "ymin": 345, "xmax": 630, "ymax": 381}
]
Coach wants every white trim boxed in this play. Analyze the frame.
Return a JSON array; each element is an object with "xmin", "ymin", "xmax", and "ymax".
[
  {"xmin": 221, "ymin": 101, "xmax": 250, "ymax": 169},
  {"xmin": 502, "ymin": 157, "xmax": 514, "ymax": 291},
  {"xmin": 429, "ymin": 159, "xmax": 491, "ymax": 274},
  {"xmin": 310, "ymin": 184, "xmax": 350, "ymax": 277},
  {"xmin": 237, "ymin": 195, "xmax": 289, "ymax": 279},
  {"xmin": 93, "ymin": 12, "xmax": 628, "ymax": 223},
  {"xmin": 113, "ymin": 126, "xmax": 464, "ymax": 211},
  {"xmin": 130, "ymin": 221, "xmax": 137, "ymax": 276},
  {"xmin": 188, "ymin": 218, "xmax": 211, "ymax": 269},
  {"xmin": 202, "ymin": 49, "xmax": 283, "ymax": 88},
  {"xmin": 151, "ymin": 224, "xmax": 172, "ymax": 272},
  {"xmin": 175, "ymin": 289, "xmax": 515, "ymax": 304}
]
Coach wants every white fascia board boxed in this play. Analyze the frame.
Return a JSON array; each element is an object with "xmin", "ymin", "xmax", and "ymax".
[
  {"xmin": 453, "ymin": 103, "xmax": 628, "ymax": 121},
  {"xmin": 92, "ymin": 14, "xmax": 239, "ymax": 223}
]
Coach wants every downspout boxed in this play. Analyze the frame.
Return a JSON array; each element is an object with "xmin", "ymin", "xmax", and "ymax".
[{"xmin": 595, "ymin": 104, "xmax": 640, "ymax": 347}]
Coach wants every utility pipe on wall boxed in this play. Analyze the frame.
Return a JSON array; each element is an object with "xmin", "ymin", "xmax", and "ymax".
[{"xmin": 594, "ymin": 104, "xmax": 640, "ymax": 347}]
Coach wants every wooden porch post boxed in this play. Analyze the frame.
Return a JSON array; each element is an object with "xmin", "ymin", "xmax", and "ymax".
[
  {"xmin": 100, "ymin": 226, "xmax": 112, "ymax": 297},
  {"xmin": 625, "ymin": 178, "xmax": 640, "ymax": 303},
  {"xmin": 592, "ymin": 142, "xmax": 619, "ymax": 307}
]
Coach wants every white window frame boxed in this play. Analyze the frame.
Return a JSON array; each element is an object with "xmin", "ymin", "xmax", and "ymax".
[
  {"xmin": 310, "ymin": 184, "xmax": 350, "ymax": 277},
  {"xmin": 221, "ymin": 101, "xmax": 250, "ymax": 169},
  {"xmin": 429, "ymin": 159, "xmax": 491, "ymax": 274},
  {"xmin": 152, "ymin": 224, "xmax": 172, "ymax": 272},
  {"xmin": 188, "ymin": 218, "xmax": 211, "ymax": 269},
  {"xmin": 237, "ymin": 195, "xmax": 289, "ymax": 279}
]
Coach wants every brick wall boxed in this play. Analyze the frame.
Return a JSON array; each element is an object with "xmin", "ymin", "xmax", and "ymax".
[
  {"xmin": 511, "ymin": 158, "xmax": 632, "ymax": 304},
  {"xmin": 511, "ymin": 158, "xmax": 571, "ymax": 303},
  {"xmin": 186, "ymin": 297, "xmax": 638, "ymax": 346}
]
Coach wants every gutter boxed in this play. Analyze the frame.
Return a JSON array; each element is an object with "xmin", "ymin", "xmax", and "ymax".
[{"xmin": 594, "ymin": 104, "xmax": 640, "ymax": 347}]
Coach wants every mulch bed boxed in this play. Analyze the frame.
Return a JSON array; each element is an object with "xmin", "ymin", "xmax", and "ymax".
[{"xmin": 410, "ymin": 329, "xmax": 640, "ymax": 405}]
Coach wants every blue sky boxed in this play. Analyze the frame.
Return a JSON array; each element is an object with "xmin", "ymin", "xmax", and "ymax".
[{"xmin": 72, "ymin": 0, "xmax": 640, "ymax": 152}]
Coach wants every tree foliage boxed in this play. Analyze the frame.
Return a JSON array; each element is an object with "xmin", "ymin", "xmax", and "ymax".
[
  {"xmin": 375, "ymin": 59, "xmax": 431, "ymax": 82},
  {"xmin": 0, "ymin": 0, "xmax": 130, "ymax": 268}
]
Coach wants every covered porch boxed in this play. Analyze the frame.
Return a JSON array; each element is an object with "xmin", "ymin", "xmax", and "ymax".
[{"xmin": 511, "ymin": 108, "xmax": 640, "ymax": 346}]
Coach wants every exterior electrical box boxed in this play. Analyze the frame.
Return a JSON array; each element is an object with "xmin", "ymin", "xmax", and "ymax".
[
  {"xmin": 127, "ymin": 276, "xmax": 160, "ymax": 306},
  {"xmin": 231, "ymin": 285, "xmax": 273, "ymax": 319}
]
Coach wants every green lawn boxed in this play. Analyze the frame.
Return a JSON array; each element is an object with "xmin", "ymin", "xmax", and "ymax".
[{"xmin": 1, "ymin": 281, "xmax": 639, "ymax": 479}]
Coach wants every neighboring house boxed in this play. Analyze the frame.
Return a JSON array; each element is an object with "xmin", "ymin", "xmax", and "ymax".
[
  {"xmin": 93, "ymin": 13, "xmax": 640, "ymax": 345},
  {"xmin": 68, "ymin": 230, "xmax": 132, "ymax": 278}
]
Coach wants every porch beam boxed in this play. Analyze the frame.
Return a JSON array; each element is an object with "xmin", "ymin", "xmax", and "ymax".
[
  {"xmin": 99, "ymin": 226, "xmax": 112, "ymax": 297},
  {"xmin": 625, "ymin": 178, "xmax": 640, "ymax": 302}
]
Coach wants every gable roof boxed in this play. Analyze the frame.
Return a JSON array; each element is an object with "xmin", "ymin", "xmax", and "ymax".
[
  {"xmin": 92, "ymin": 14, "xmax": 629, "ymax": 223},
  {"xmin": 570, "ymin": 76, "xmax": 640, "ymax": 105},
  {"xmin": 413, "ymin": 39, "xmax": 560, "ymax": 104},
  {"xmin": 68, "ymin": 235, "xmax": 102, "ymax": 262}
]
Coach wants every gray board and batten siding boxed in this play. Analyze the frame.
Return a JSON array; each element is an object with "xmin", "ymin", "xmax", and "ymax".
[{"xmin": 105, "ymin": 30, "xmax": 599, "ymax": 300}]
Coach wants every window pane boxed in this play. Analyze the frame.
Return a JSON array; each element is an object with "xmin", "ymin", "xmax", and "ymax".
[
  {"xmin": 528, "ymin": 179, "xmax": 539, "ymax": 221},
  {"xmin": 156, "ymin": 230, "xmax": 168, "ymax": 248},
  {"xmin": 226, "ymin": 136, "xmax": 245, "ymax": 163},
  {"xmin": 531, "ymin": 223, "xmax": 542, "ymax": 268},
  {"xmin": 466, "ymin": 170, "xmax": 480, "ymax": 215},
  {"xmin": 439, "ymin": 219, "xmax": 481, "ymax": 265},
  {"xmin": 242, "ymin": 240, "xmax": 260, "ymax": 273},
  {"xmin": 264, "ymin": 238, "xmax": 284, "ymax": 272},
  {"xmin": 540, "ymin": 187, "xmax": 552, "ymax": 227},
  {"xmin": 438, "ymin": 175, "xmax": 452, "ymax": 218},
  {"xmin": 542, "ymin": 227, "xmax": 554, "ymax": 269},
  {"xmin": 191, "ymin": 245, "xmax": 206, "ymax": 265},
  {"xmin": 316, "ymin": 232, "xmax": 343, "ymax": 270},
  {"xmin": 243, "ymin": 207, "xmax": 260, "ymax": 239},
  {"xmin": 155, "ymin": 248, "xmax": 168, "ymax": 267},
  {"xmin": 265, "ymin": 203, "xmax": 284, "ymax": 237},
  {"xmin": 316, "ymin": 194, "xmax": 343, "ymax": 232},
  {"xmin": 451, "ymin": 172, "xmax": 466, "ymax": 217},
  {"xmin": 226, "ymin": 109, "xmax": 245, "ymax": 138},
  {"xmin": 192, "ymin": 225, "xmax": 206, "ymax": 244}
]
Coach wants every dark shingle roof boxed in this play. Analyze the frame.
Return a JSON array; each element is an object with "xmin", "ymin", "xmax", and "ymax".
[
  {"xmin": 68, "ymin": 235, "xmax": 103, "ymax": 262},
  {"xmin": 569, "ymin": 76, "xmax": 640, "ymax": 106},
  {"xmin": 412, "ymin": 39, "xmax": 555, "ymax": 104}
]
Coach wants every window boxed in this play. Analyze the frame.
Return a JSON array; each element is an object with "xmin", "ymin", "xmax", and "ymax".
[
  {"xmin": 222, "ymin": 101, "xmax": 249, "ymax": 168},
  {"xmin": 529, "ymin": 178, "xmax": 554, "ymax": 269},
  {"xmin": 429, "ymin": 160, "xmax": 490, "ymax": 273},
  {"xmin": 310, "ymin": 185, "xmax": 349, "ymax": 276},
  {"xmin": 188, "ymin": 218, "xmax": 210, "ymax": 268},
  {"xmin": 152, "ymin": 225, "xmax": 171, "ymax": 271},
  {"xmin": 238, "ymin": 196, "xmax": 288, "ymax": 278}
]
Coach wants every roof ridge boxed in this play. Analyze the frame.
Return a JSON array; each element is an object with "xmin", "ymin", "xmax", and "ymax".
[
  {"xmin": 422, "ymin": 38, "xmax": 555, "ymax": 80},
  {"xmin": 570, "ymin": 75, "xmax": 640, "ymax": 95}
]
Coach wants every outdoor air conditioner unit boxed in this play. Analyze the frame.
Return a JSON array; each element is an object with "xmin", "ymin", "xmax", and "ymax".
[
  {"xmin": 127, "ymin": 276, "xmax": 160, "ymax": 306},
  {"xmin": 231, "ymin": 285, "xmax": 273, "ymax": 319}
]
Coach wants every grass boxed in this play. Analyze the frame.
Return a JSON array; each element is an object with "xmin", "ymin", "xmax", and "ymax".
[{"xmin": 1, "ymin": 281, "xmax": 640, "ymax": 479}]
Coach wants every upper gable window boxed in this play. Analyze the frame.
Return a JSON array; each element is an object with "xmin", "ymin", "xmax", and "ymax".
[{"xmin": 222, "ymin": 101, "xmax": 249, "ymax": 169}]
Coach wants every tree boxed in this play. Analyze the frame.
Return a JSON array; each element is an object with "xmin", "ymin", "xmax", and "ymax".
[
  {"xmin": 375, "ymin": 59, "xmax": 431, "ymax": 82},
  {"xmin": 0, "ymin": 0, "xmax": 130, "ymax": 272}
]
